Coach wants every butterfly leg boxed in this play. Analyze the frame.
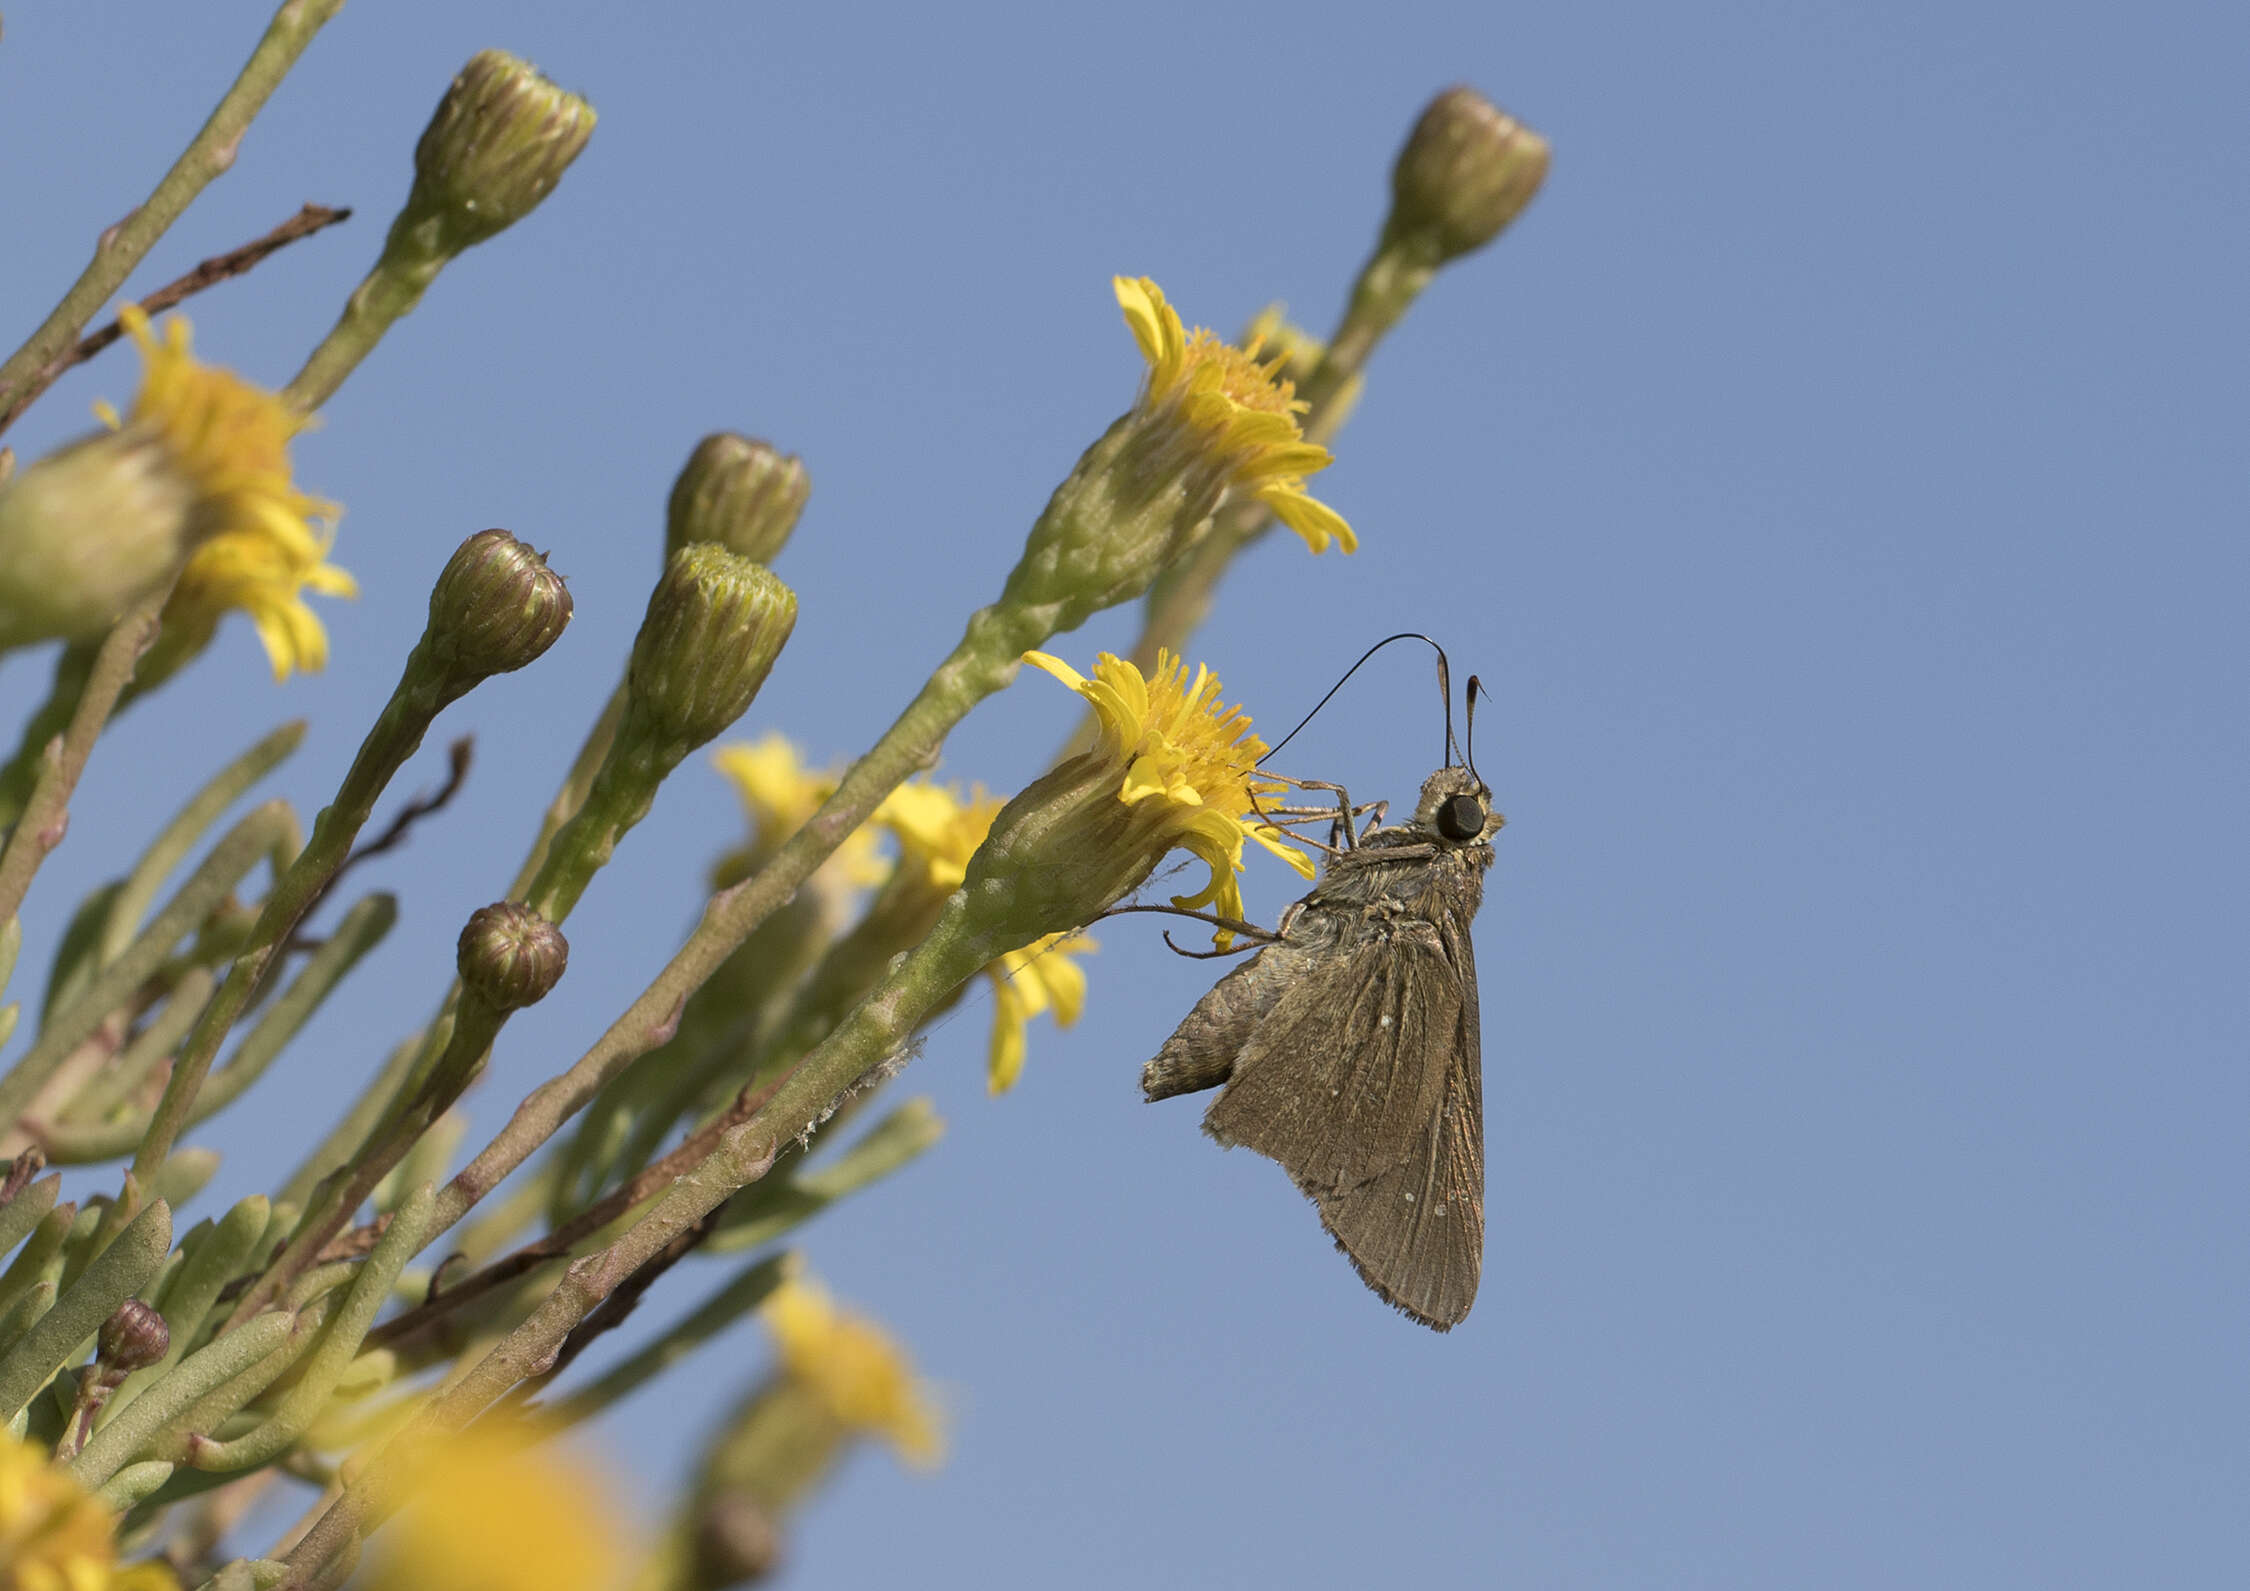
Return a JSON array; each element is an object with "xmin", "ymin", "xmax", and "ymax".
[{"xmin": 1274, "ymin": 777, "xmax": 1370, "ymax": 850}]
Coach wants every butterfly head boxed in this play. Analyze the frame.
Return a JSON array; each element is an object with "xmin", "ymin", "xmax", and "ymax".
[{"xmin": 1416, "ymin": 764, "xmax": 1503, "ymax": 845}]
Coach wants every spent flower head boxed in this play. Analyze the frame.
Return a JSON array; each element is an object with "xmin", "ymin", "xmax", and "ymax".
[
  {"xmin": 762, "ymin": 1278, "xmax": 943, "ymax": 1468},
  {"xmin": 0, "ymin": 1432, "xmax": 177, "ymax": 1591},
  {"xmin": 0, "ymin": 308, "xmax": 350, "ymax": 674}
]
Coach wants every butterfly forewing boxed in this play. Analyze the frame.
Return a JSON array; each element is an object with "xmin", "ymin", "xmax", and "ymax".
[
  {"xmin": 1315, "ymin": 918, "xmax": 1484, "ymax": 1329},
  {"xmin": 1204, "ymin": 926, "xmax": 1459, "ymax": 1195}
]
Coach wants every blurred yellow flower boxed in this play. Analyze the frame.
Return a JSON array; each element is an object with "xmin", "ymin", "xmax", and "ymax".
[
  {"xmin": 366, "ymin": 1422, "xmax": 626, "ymax": 1591},
  {"xmin": 871, "ymin": 778, "xmax": 1004, "ymax": 894},
  {"xmin": 762, "ymin": 1278, "xmax": 942, "ymax": 1468},
  {"xmin": 711, "ymin": 733, "xmax": 885, "ymax": 888},
  {"xmin": 102, "ymin": 306, "xmax": 355, "ymax": 679},
  {"xmin": 1024, "ymin": 648, "xmax": 1312, "ymax": 942},
  {"xmin": 1114, "ymin": 275, "xmax": 1354, "ymax": 554},
  {"xmin": 984, "ymin": 930, "xmax": 1094, "ymax": 1094},
  {"xmin": 0, "ymin": 1433, "xmax": 177, "ymax": 1591}
]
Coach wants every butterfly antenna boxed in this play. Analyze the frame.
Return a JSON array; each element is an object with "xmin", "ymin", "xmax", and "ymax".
[
  {"xmin": 1261, "ymin": 633, "xmax": 1455, "ymax": 766},
  {"xmin": 1464, "ymin": 675, "xmax": 1486, "ymax": 786}
]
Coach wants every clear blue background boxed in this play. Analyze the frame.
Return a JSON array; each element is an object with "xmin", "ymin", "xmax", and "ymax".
[{"xmin": 3, "ymin": 3, "xmax": 2243, "ymax": 1586}]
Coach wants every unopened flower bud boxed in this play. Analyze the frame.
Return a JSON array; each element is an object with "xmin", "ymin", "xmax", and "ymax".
[
  {"xmin": 96, "ymin": 1298, "xmax": 169, "ymax": 1376},
  {"xmin": 1386, "ymin": 86, "xmax": 1550, "ymax": 265},
  {"xmin": 425, "ymin": 529, "xmax": 572, "ymax": 687},
  {"xmin": 626, "ymin": 547, "xmax": 796, "ymax": 753},
  {"xmin": 456, "ymin": 901, "xmax": 568, "ymax": 1012},
  {"xmin": 667, "ymin": 435, "xmax": 810, "ymax": 564},
  {"xmin": 399, "ymin": 50, "xmax": 596, "ymax": 259}
]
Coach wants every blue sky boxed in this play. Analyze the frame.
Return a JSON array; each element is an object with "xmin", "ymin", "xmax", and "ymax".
[{"xmin": 2, "ymin": 2, "xmax": 2243, "ymax": 1586}]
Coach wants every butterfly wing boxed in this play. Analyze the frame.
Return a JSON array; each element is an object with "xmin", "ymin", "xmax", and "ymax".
[
  {"xmin": 1203, "ymin": 915, "xmax": 1460, "ymax": 1199},
  {"xmin": 1142, "ymin": 936, "xmax": 1326, "ymax": 1103},
  {"xmin": 1314, "ymin": 918, "xmax": 1484, "ymax": 1329}
]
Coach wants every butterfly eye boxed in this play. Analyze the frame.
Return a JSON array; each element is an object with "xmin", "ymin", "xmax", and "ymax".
[{"xmin": 1436, "ymin": 792, "xmax": 1485, "ymax": 841}]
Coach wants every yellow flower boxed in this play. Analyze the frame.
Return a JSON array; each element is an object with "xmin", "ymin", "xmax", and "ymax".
[
  {"xmin": 0, "ymin": 1433, "xmax": 177, "ymax": 1591},
  {"xmin": 983, "ymin": 930, "xmax": 1094, "ymax": 1094},
  {"xmin": 1241, "ymin": 303, "xmax": 1362, "ymax": 433},
  {"xmin": 871, "ymin": 778, "xmax": 1005, "ymax": 894},
  {"xmin": 366, "ymin": 1422, "xmax": 626, "ymax": 1591},
  {"xmin": 711, "ymin": 733, "xmax": 886, "ymax": 888},
  {"xmin": 1024, "ymin": 648, "xmax": 1314, "ymax": 940},
  {"xmin": 763, "ymin": 1278, "xmax": 943, "ymax": 1468},
  {"xmin": 102, "ymin": 306, "xmax": 354, "ymax": 678},
  {"xmin": 1114, "ymin": 276, "xmax": 1355, "ymax": 554}
]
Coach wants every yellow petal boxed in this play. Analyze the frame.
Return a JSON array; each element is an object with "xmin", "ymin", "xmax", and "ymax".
[
  {"xmin": 1041, "ymin": 944, "xmax": 1089, "ymax": 1027},
  {"xmin": 1022, "ymin": 649, "xmax": 1089, "ymax": 692},
  {"xmin": 986, "ymin": 976, "xmax": 1029, "ymax": 1094},
  {"xmin": 1112, "ymin": 276, "xmax": 1172, "ymax": 370},
  {"xmin": 1261, "ymin": 486, "xmax": 1357, "ymax": 554},
  {"xmin": 1246, "ymin": 820, "xmax": 1318, "ymax": 878}
]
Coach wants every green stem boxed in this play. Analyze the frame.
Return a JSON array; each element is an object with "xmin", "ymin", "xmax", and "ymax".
[
  {"xmin": 93, "ymin": 1459, "xmax": 175, "ymax": 1511},
  {"xmin": 0, "ymin": 0, "xmax": 349, "ymax": 428},
  {"xmin": 522, "ymin": 731, "xmax": 669, "ymax": 921},
  {"xmin": 45, "ymin": 894, "xmax": 395, "ymax": 1163},
  {"xmin": 426, "ymin": 598, "xmax": 1047, "ymax": 1248},
  {"xmin": 113, "ymin": 1196, "xmax": 268, "ymax": 1410},
  {"xmin": 66, "ymin": 1309, "xmax": 294, "ymax": 1488},
  {"xmin": 0, "ymin": 803, "xmax": 291, "ymax": 1136},
  {"xmin": 186, "ymin": 1186, "xmax": 430, "ymax": 1472},
  {"xmin": 0, "ymin": 598, "xmax": 164, "ymax": 929},
  {"xmin": 544, "ymin": 1251, "xmax": 790, "ymax": 1428},
  {"xmin": 0, "ymin": 1202, "xmax": 74, "ymax": 1324},
  {"xmin": 281, "ymin": 251, "xmax": 440, "ymax": 412},
  {"xmin": 100, "ymin": 723, "xmax": 306, "ymax": 963},
  {"xmin": 0, "ymin": 1197, "xmax": 169, "ymax": 1422},
  {"xmin": 225, "ymin": 992, "xmax": 497, "ymax": 1327},
  {"xmin": 124, "ymin": 637, "xmax": 471, "ymax": 1214},
  {"xmin": 272, "ymin": 1032, "xmax": 423, "ymax": 1212},
  {"xmin": 0, "ymin": 644, "xmax": 95, "ymax": 834},
  {"xmin": 0, "ymin": 1175, "xmax": 60, "ymax": 1267},
  {"xmin": 58, "ymin": 967, "xmax": 213, "ymax": 1126},
  {"xmin": 281, "ymin": 895, "xmax": 1009, "ymax": 1579}
]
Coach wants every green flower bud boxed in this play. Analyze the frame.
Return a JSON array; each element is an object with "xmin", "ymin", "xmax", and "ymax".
[
  {"xmin": 962, "ymin": 750, "xmax": 1155, "ymax": 943},
  {"xmin": 625, "ymin": 546, "xmax": 796, "ymax": 754},
  {"xmin": 425, "ymin": 528, "xmax": 572, "ymax": 688},
  {"xmin": 456, "ymin": 901, "xmax": 568, "ymax": 1012},
  {"xmin": 397, "ymin": 50, "xmax": 596, "ymax": 259},
  {"xmin": 0, "ymin": 429, "xmax": 194, "ymax": 649},
  {"xmin": 667, "ymin": 435, "xmax": 811, "ymax": 564},
  {"xmin": 96, "ymin": 1298, "xmax": 170, "ymax": 1376},
  {"xmin": 1385, "ymin": 86, "xmax": 1550, "ymax": 266}
]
